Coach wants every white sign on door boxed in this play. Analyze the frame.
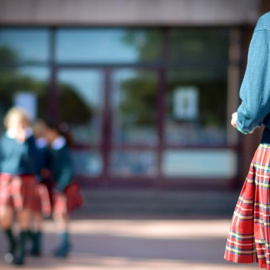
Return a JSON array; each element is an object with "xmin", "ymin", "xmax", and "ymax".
[{"xmin": 173, "ymin": 86, "xmax": 199, "ymax": 120}]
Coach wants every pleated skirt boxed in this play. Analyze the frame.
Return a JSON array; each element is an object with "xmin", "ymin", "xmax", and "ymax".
[
  {"xmin": 225, "ymin": 144, "xmax": 270, "ymax": 269},
  {"xmin": 0, "ymin": 173, "xmax": 37, "ymax": 211},
  {"xmin": 32, "ymin": 182, "xmax": 52, "ymax": 216},
  {"xmin": 53, "ymin": 182, "xmax": 83, "ymax": 215}
]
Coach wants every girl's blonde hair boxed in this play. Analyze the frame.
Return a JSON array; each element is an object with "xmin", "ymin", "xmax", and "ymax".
[{"xmin": 4, "ymin": 107, "xmax": 30, "ymax": 129}]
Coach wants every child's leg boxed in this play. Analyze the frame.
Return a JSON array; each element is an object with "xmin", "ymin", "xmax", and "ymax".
[
  {"xmin": 53, "ymin": 209, "xmax": 71, "ymax": 257},
  {"xmin": 0, "ymin": 206, "xmax": 16, "ymax": 263},
  {"xmin": 15, "ymin": 208, "xmax": 31, "ymax": 265},
  {"xmin": 28, "ymin": 211, "xmax": 43, "ymax": 256},
  {"xmin": 28, "ymin": 181, "xmax": 51, "ymax": 256},
  {"xmin": 54, "ymin": 211, "xmax": 69, "ymax": 232},
  {"xmin": 17, "ymin": 208, "xmax": 31, "ymax": 230},
  {"xmin": 0, "ymin": 205, "xmax": 14, "ymax": 228},
  {"xmin": 31, "ymin": 211, "xmax": 43, "ymax": 232}
]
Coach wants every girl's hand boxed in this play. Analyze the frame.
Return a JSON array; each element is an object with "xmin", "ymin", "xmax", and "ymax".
[{"xmin": 231, "ymin": 112, "xmax": 238, "ymax": 129}]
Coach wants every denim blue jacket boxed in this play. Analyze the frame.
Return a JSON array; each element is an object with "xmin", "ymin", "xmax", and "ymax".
[{"xmin": 237, "ymin": 12, "xmax": 270, "ymax": 142}]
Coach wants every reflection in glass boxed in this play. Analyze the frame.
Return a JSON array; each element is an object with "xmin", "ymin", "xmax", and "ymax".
[
  {"xmin": 110, "ymin": 151, "xmax": 157, "ymax": 177},
  {"xmin": 166, "ymin": 69, "xmax": 227, "ymax": 145},
  {"xmin": 163, "ymin": 150, "xmax": 237, "ymax": 178},
  {"xmin": 169, "ymin": 29, "xmax": 229, "ymax": 63},
  {"xmin": 112, "ymin": 69, "xmax": 158, "ymax": 145},
  {"xmin": 56, "ymin": 28, "xmax": 161, "ymax": 63},
  {"xmin": 72, "ymin": 150, "xmax": 103, "ymax": 176},
  {"xmin": 58, "ymin": 70, "xmax": 104, "ymax": 145},
  {"xmin": 0, "ymin": 67, "xmax": 49, "ymax": 133},
  {"xmin": 0, "ymin": 28, "xmax": 49, "ymax": 62}
]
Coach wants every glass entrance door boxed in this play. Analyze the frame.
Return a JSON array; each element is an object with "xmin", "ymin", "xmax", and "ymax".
[
  {"xmin": 109, "ymin": 68, "xmax": 159, "ymax": 180},
  {"xmin": 56, "ymin": 67, "xmax": 160, "ymax": 185},
  {"xmin": 56, "ymin": 69, "xmax": 104, "ymax": 181},
  {"xmin": 56, "ymin": 66, "xmax": 233, "ymax": 187}
]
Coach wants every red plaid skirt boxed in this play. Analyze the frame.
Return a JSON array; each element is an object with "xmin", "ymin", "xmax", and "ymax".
[
  {"xmin": 0, "ymin": 173, "xmax": 37, "ymax": 211},
  {"xmin": 53, "ymin": 182, "xmax": 83, "ymax": 215},
  {"xmin": 32, "ymin": 182, "xmax": 52, "ymax": 216},
  {"xmin": 224, "ymin": 144, "xmax": 270, "ymax": 269}
]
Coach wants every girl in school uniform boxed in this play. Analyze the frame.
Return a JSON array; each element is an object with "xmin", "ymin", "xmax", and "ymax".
[
  {"xmin": 28, "ymin": 120, "xmax": 52, "ymax": 257},
  {"xmin": 44, "ymin": 120, "xmax": 83, "ymax": 258},
  {"xmin": 225, "ymin": 12, "xmax": 270, "ymax": 269},
  {"xmin": 0, "ymin": 107, "xmax": 38, "ymax": 265}
]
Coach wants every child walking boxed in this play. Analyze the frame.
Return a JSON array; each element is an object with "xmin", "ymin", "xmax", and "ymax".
[
  {"xmin": 225, "ymin": 12, "xmax": 270, "ymax": 269},
  {"xmin": 0, "ymin": 107, "xmax": 38, "ymax": 265},
  {"xmin": 44, "ymin": 120, "xmax": 83, "ymax": 258},
  {"xmin": 28, "ymin": 120, "xmax": 52, "ymax": 257}
]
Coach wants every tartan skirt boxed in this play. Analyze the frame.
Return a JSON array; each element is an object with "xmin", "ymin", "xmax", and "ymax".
[
  {"xmin": 0, "ymin": 173, "xmax": 37, "ymax": 211},
  {"xmin": 53, "ymin": 182, "xmax": 83, "ymax": 215},
  {"xmin": 32, "ymin": 182, "xmax": 52, "ymax": 216},
  {"xmin": 224, "ymin": 144, "xmax": 270, "ymax": 269}
]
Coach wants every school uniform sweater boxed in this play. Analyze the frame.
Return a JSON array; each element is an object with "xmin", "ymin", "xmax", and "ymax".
[
  {"xmin": 49, "ymin": 137, "xmax": 74, "ymax": 193},
  {"xmin": 0, "ymin": 131, "xmax": 37, "ymax": 175},
  {"xmin": 35, "ymin": 138, "xmax": 50, "ymax": 182},
  {"xmin": 237, "ymin": 11, "xmax": 270, "ymax": 144}
]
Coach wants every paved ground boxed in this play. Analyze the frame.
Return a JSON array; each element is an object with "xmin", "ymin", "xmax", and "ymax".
[{"xmin": 0, "ymin": 218, "xmax": 258, "ymax": 270}]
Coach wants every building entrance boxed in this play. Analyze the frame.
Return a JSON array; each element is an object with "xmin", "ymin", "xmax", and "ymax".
[
  {"xmin": 0, "ymin": 27, "xmax": 239, "ymax": 188},
  {"xmin": 56, "ymin": 68, "xmax": 161, "ymax": 187}
]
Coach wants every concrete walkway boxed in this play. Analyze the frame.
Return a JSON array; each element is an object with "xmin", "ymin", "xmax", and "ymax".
[{"xmin": 0, "ymin": 218, "xmax": 258, "ymax": 270}]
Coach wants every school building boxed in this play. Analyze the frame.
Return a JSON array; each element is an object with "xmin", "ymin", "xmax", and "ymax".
[{"xmin": 0, "ymin": 0, "xmax": 269, "ymax": 190}]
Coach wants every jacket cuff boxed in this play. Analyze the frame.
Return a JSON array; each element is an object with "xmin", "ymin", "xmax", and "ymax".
[{"xmin": 236, "ymin": 126, "xmax": 248, "ymax": 135}]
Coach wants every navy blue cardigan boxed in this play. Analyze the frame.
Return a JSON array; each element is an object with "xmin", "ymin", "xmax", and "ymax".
[{"xmin": 49, "ymin": 140, "xmax": 74, "ymax": 193}]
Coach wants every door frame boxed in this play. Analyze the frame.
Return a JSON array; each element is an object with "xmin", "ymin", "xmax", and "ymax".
[{"xmin": 52, "ymin": 64, "xmax": 237, "ymax": 190}]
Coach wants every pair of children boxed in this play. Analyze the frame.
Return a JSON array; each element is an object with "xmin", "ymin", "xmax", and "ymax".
[{"xmin": 0, "ymin": 107, "xmax": 82, "ymax": 266}]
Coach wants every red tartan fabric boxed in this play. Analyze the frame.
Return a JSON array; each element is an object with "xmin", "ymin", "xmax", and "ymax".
[
  {"xmin": 32, "ymin": 183, "xmax": 52, "ymax": 216},
  {"xmin": 0, "ymin": 173, "xmax": 37, "ymax": 211},
  {"xmin": 225, "ymin": 144, "xmax": 270, "ymax": 269},
  {"xmin": 53, "ymin": 182, "xmax": 83, "ymax": 215}
]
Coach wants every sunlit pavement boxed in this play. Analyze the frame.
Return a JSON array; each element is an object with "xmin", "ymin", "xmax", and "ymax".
[{"xmin": 0, "ymin": 218, "xmax": 258, "ymax": 270}]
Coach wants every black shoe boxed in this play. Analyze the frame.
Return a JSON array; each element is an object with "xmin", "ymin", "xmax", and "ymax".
[
  {"xmin": 30, "ymin": 249, "xmax": 41, "ymax": 257},
  {"xmin": 13, "ymin": 256, "xmax": 25, "ymax": 266},
  {"xmin": 53, "ymin": 243, "xmax": 71, "ymax": 258}
]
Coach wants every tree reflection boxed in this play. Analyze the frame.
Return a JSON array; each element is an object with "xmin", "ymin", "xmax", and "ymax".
[
  {"xmin": 0, "ymin": 46, "xmax": 19, "ymax": 62},
  {"xmin": 119, "ymin": 75, "xmax": 156, "ymax": 126},
  {"xmin": 59, "ymin": 83, "xmax": 93, "ymax": 125},
  {"xmin": 120, "ymin": 29, "xmax": 229, "ymax": 145},
  {"xmin": 0, "ymin": 47, "xmax": 93, "ymax": 132}
]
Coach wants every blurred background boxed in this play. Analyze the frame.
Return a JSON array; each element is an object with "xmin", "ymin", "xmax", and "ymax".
[{"xmin": 0, "ymin": 1, "xmax": 269, "ymax": 269}]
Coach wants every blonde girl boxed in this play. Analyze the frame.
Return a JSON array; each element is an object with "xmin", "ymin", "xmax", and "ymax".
[{"xmin": 0, "ymin": 107, "xmax": 38, "ymax": 265}]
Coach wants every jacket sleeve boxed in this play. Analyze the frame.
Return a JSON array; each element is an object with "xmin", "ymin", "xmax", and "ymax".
[
  {"xmin": 56, "ymin": 148, "xmax": 74, "ymax": 193},
  {"xmin": 24, "ymin": 135, "xmax": 39, "ymax": 175},
  {"xmin": 237, "ymin": 29, "xmax": 270, "ymax": 134},
  {"xmin": 0, "ymin": 137, "xmax": 3, "ymax": 172}
]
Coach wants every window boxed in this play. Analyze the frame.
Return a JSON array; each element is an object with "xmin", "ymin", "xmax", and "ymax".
[
  {"xmin": 112, "ymin": 69, "xmax": 158, "ymax": 145},
  {"xmin": 0, "ymin": 67, "xmax": 49, "ymax": 132},
  {"xmin": 56, "ymin": 28, "xmax": 162, "ymax": 63},
  {"xmin": 0, "ymin": 28, "xmax": 50, "ymax": 63},
  {"xmin": 168, "ymin": 28, "xmax": 229, "ymax": 64},
  {"xmin": 0, "ymin": 26, "xmax": 237, "ymax": 184},
  {"xmin": 58, "ymin": 69, "xmax": 104, "ymax": 145},
  {"xmin": 165, "ymin": 68, "xmax": 228, "ymax": 146}
]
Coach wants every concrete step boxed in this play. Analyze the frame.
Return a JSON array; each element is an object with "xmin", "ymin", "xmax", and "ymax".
[{"xmin": 76, "ymin": 190, "xmax": 240, "ymax": 218}]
